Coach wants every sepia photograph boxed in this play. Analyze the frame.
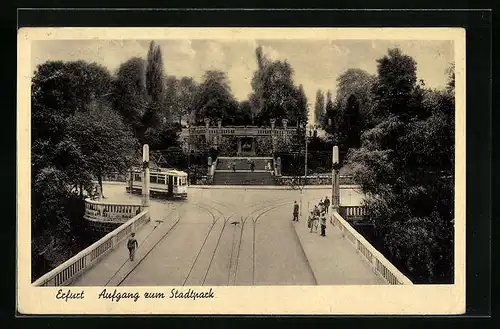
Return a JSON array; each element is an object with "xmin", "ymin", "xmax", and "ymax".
[{"xmin": 17, "ymin": 27, "xmax": 465, "ymax": 314}]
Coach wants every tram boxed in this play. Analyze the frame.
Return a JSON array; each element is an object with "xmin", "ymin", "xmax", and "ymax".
[{"xmin": 126, "ymin": 167, "xmax": 188, "ymax": 199}]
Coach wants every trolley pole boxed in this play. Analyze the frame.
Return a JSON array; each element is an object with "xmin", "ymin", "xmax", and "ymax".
[
  {"xmin": 332, "ymin": 145, "xmax": 340, "ymax": 213},
  {"xmin": 142, "ymin": 144, "xmax": 150, "ymax": 211}
]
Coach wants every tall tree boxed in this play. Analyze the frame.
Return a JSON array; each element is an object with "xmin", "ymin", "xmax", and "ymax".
[
  {"xmin": 113, "ymin": 57, "xmax": 148, "ymax": 140},
  {"xmin": 249, "ymin": 45, "xmax": 269, "ymax": 124},
  {"xmin": 344, "ymin": 95, "xmax": 363, "ymax": 149},
  {"xmin": 334, "ymin": 68, "xmax": 377, "ymax": 129},
  {"xmin": 346, "ymin": 49, "xmax": 454, "ymax": 283},
  {"xmin": 234, "ymin": 100, "xmax": 253, "ymax": 125},
  {"xmin": 293, "ymin": 84, "xmax": 309, "ymax": 127},
  {"xmin": 248, "ymin": 47, "xmax": 305, "ymax": 126},
  {"xmin": 67, "ymin": 102, "xmax": 138, "ymax": 198},
  {"xmin": 192, "ymin": 70, "xmax": 238, "ymax": 125},
  {"xmin": 31, "ymin": 60, "xmax": 138, "ymax": 278},
  {"xmin": 144, "ymin": 41, "xmax": 167, "ymax": 131},
  {"xmin": 322, "ymin": 90, "xmax": 339, "ymax": 140},
  {"xmin": 314, "ymin": 89, "xmax": 325, "ymax": 126}
]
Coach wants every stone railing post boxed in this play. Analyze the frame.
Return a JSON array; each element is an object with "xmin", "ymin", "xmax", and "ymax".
[
  {"xmin": 216, "ymin": 119, "xmax": 222, "ymax": 150},
  {"xmin": 208, "ymin": 156, "xmax": 213, "ymax": 183},
  {"xmin": 270, "ymin": 119, "xmax": 276, "ymax": 154},
  {"xmin": 142, "ymin": 144, "xmax": 150, "ymax": 212},
  {"xmin": 204, "ymin": 117, "xmax": 210, "ymax": 146}
]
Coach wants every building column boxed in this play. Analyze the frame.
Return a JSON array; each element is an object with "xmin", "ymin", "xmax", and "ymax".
[
  {"xmin": 251, "ymin": 138, "xmax": 256, "ymax": 155},
  {"xmin": 237, "ymin": 138, "xmax": 242, "ymax": 155}
]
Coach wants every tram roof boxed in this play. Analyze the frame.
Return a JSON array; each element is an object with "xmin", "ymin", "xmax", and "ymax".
[{"xmin": 133, "ymin": 167, "xmax": 187, "ymax": 176}]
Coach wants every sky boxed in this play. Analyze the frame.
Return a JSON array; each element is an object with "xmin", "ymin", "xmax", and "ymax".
[{"xmin": 31, "ymin": 39, "xmax": 454, "ymax": 123}]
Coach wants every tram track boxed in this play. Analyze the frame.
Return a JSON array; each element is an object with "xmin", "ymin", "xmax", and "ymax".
[
  {"xmin": 105, "ymin": 204, "xmax": 181, "ymax": 286},
  {"xmin": 183, "ymin": 197, "xmax": 286, "ymax": 286},
  {"xmin": 208, "ymin": 197, "xmax": 290, "ymax": 285},
  {"xmin": 113, "ymin": 200, "xmax": 217, "ymax": 286},
  {"xmin": 108, "ymin": 192, "xmax": 296, "ymax": 286},
  {"xmin": 181, "ymin": 202, "xmax": 224, "ymax": 286},
  {"xmin": 222, "ymin": 198, "xmax": 294, "ymax": 285}
]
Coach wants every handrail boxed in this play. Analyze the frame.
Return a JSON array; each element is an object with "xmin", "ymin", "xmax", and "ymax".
[
  {"xmin": 32, "ymin": 210, "xmax": 150, "ymax": 287},
  {"xmin": 330, "ymin": 211, "xmax": 413, "ymax": 285}
]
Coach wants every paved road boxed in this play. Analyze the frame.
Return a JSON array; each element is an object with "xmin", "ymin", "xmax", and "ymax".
[{"xmin": 73, "ymin": 183, "xmax": 366, "ymax": 286}]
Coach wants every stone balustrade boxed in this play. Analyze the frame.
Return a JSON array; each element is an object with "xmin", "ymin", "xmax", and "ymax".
[
  {"xmin": 276, "ymin": 175, "xmax": 357, "ymax": 186},
  {"xmin": 339, "ymin": 205, "xmax": 369, "ymax": 218},
  {"xmin": 32, "ymin": 210, "xmax": 150, "ymax": 287},
  {"xmin": 330, "ymin": 211, "xmax": 413, "ymax": 285},
  {"xmin": 84, "ymin": 198, "xmax": 143, "ymax": 224},
  {"xmin": 187, "ymin": 126, "xmax": 297, "ymax": 137}
]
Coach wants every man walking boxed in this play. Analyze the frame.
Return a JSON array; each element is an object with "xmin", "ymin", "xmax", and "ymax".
[
  {"xmin": 127, "ymin": 232, "xmax": 139, "ymax": 261},
  {"xmin": 320, "ymin": 211, "xmax": 327, "ymax": 237},
  {"xmin": 292, "ymin": 201, "xmax": 299, "ymax": 222},
  {"xmin": 323, "ymin": 196, "xmax": 331, "ymax": 213}
]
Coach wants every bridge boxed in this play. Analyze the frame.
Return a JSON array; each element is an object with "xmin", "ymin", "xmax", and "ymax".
[{"xmin": 33, "ymin": 181, "xmax": 412, "ymax": 287}]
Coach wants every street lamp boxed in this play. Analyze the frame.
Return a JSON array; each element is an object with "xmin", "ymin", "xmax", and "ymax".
[
  {"xmin": 304, "ymin": 124, "xmax": 314, "ymax": 186},
  {"xmin": 331, "ymin": 145, "xmax": 340, "ymax": 212}
]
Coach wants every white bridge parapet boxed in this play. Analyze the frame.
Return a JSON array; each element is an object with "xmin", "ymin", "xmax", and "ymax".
[
  {"xmin": 330, "ymin": 211, "xmax": 414, "ymax": 285},
  {"xmin": 32, "ymin": 210, "xmax": 150, "ymax": 287},
  {"xmin": 84, "ymin": 198, "xmax": 142, "ymax": 224}
]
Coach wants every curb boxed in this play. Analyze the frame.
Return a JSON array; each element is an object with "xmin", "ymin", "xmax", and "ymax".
[
  {"xmin": 189, "ymin": 185, "xmax": 360, "ymax": 190},
  {"xmin": 102, "ymin": 181, "xmax": 361, "ymax": 190},
  {"xmin": 290, "ymin": 220, "xmax": 319, "ymax": 286}
]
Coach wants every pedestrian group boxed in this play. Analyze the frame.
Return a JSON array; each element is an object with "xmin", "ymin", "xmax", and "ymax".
[{"xmin": 293, "ymin": 196, "xmax": 331, "ymax": 237}]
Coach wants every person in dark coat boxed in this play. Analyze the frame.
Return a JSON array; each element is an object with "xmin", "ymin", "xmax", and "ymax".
[
  {"xmin": 292, "ymin": 201, "xmax": 299, "ymax": 222},
  {"xmin": 323, "ymin": 196, "xmax": 331, "ymax": 213},
  {"xmin": 127, "ymin": 232, "xmax": 139, "ymax": 261},
  {"xmin": 320, "ymin": 212, "xmax": 327, "ymax": 236}
]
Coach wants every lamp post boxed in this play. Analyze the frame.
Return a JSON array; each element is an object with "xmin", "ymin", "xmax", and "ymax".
[
  {"xmin": 331, "ymin": 145, "xmax": 340, "ymax": 212},
  {"xmin": 142, "ymin": 144, "xmax": 150, "ymax": 211},
  {"xmin": 304, "ymin": 124, "xmax": 313, "ymax": 186}
]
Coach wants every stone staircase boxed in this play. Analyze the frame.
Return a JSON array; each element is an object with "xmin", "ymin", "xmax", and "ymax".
[
  {"xmin": 216, "ymin": 157, "xmax": 273, "ymax": 171},
  {"xmin": 213, "ymin": 157, "xmax": 276, "ymax": 185},
  {"xmin": 212, "ymin": 171, "xmax": 276, "ymax": 185}
]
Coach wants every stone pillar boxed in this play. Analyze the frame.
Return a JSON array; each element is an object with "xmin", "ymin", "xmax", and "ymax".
[
  {"xmin": 270, "ymin": 119, "xmax": 276, "ymax": 155},
  {"xmin": 204, "ymin": 117, "xmax": 210, "ymax": 146},
  {"xmin": 276, "ymin": 157, "xmax": 281, "ymax": 176},
  {"xmin": 208, "ymin": 156, "xmax": 212, "ymax": 174},
  {"xmin": 282, "ymin": 118, "xmax": 288, "ymax": 144},
  {"xmin": 142, "ymin": 144, "xmax": 150, "ymax": 210},
  {"xmin": 251, "ymin": 138, "xmax": 256, "ymax": 155},
  {"xmin": 282, "ymin": 118, "xmax": 288, "ymax": 130},
  {"xmin": 237, "ymin": 138, "xmax": 242, "ymax": 155},
  {"xmin": 331, "ymin": 145, "xmax": 340, "ymax": 212},
  {"xmin": 215, "ymin": 119, "xmax": 222, "ymax": 150}
]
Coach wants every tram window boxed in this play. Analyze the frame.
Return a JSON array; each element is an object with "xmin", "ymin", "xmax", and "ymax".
[
  {"xmin": 150, "ymin": 174, "xmax": 157, "ymax": 184},
  {"xmin": 134, "ymin": 173, "xmax": 141, "ymax": 182},
  {"xmin": 157, "ymin": 175, "xmax": 165, "ymax": 184},
  {"xmin": 174, "ymin": 177, "xmax": 178, "ymax": 185}
]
